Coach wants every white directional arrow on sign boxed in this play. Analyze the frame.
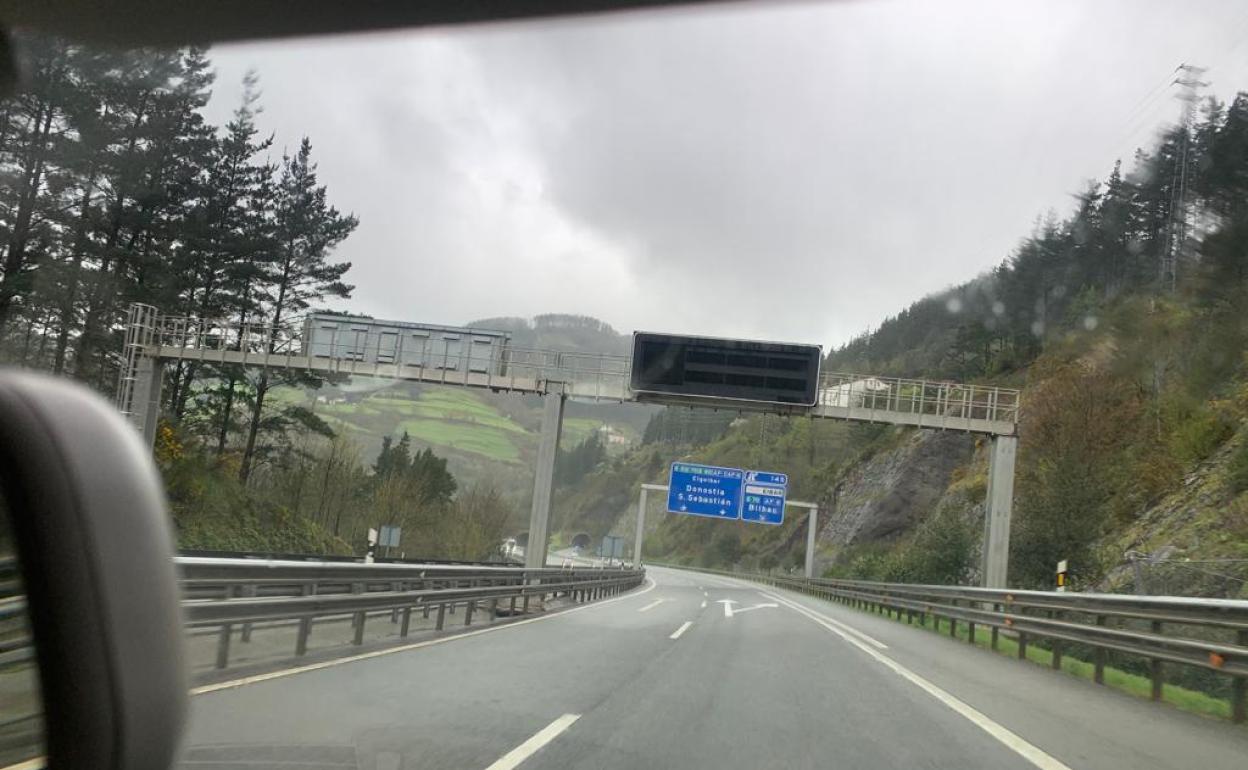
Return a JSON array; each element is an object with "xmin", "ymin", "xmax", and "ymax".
[{"xmin": 717, "ymin": 599, "xmax": 778, "ymax": 618}]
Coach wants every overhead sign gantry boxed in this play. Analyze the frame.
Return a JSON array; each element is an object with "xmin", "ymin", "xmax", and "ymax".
[{"xmin": 116, "ymin": 304, "xmax": 1020, "ymax": 586}]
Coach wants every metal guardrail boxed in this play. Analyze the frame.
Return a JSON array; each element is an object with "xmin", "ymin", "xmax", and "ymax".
[
  {"xmin": 177, "ymin": 547, "xmax": 510, "ymax": 567},
  {"xmin": 663, "ymin": 565, "xmax": 1248, "ymax": 723},
  {"xmin": 177, "ymin": 557, "xmax": 646, "ymax": 669}
]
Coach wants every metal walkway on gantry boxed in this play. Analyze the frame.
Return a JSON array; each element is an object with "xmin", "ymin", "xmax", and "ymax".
[
  {"xmin": 117, "ymin": 304, "xmax": 1019, "ymax": 435},
  {"xmin": 115, "ymin": 303, "xmax": 1021, "ymax": 587}
]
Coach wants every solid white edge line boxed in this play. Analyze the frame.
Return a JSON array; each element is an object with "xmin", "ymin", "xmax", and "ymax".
[
  {"xmin": 766, "ymin": 591, "xmax": 1071, "ymax": 770},
  {"xmin": 637, "ymin": 598, "xmax": 666, "ymax": 612},
  {"xmin": 485, "ymin": 713, "xmax": 581, "ymax": 770},
  {"xmin": 191, "ymin": 577, "xmax": 657, "ymax": 696},
  {"xmin": 0, "ymin": 758, "xmax": 45, "ymax": 770},
  {"xmin": 669, "ymin": 621, "xmax": 693, "ymax": 640},
  {"xmin": 759, "ymin": 591, "xmax": 888, "ymax": 649}
]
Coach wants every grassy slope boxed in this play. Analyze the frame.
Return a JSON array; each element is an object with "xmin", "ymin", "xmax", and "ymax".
[{"xmin": 270, "ymin": 384, "xmax": 645, "ymax": 509}]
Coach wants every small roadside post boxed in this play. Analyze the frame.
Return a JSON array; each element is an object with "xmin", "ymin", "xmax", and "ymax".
[{"xmin": 1056, "ymin": 559, "xmax": 1068, "ymax": 592}]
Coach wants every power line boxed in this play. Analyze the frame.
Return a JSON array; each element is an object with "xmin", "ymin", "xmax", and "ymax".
[
  {"xmin": 1160, "ymin": 64, "xmax": 1208, "ymax": 293},
  {"xmin": 1097, "ymin": 66, "xmax": 1192, "ymax": 173}
]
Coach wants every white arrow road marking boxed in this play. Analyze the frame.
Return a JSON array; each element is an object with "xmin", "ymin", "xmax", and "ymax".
[
  {"xmin": 719, "ymin": 599, "xmax": 778, "ymax": 618},
  {"xmin": 485, "ymin": 713, "xmax": 581, "ymax": 770}
]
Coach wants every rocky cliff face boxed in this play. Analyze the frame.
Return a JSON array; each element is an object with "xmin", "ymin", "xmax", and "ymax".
[
  {"xmin": 1101, "ymin": 427, "xmax": 1248, "ymax": 598},
  {"xmin": 817, "ymin": 429, "xmax": 977, "ymax": 549}
]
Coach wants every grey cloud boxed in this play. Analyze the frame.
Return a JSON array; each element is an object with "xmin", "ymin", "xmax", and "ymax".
[{"xmin": 207, "ymin": 0, "xmax": 1248, "ymax": 349}]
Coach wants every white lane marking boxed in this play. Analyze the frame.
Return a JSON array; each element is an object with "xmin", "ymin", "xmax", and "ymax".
[
  {"xmin": 485, "ymin": 713, "xmax": 581, "ymax": 770},
  {"xmin": 718, "ymin": 599, "xmax": 736, "ymax": 618},
  {"xmin": 638, "ymin": 598, "xmax": 667, "ymax": 612},
  {"xmin": 0, "ymin": 758, "xmax": 46, "ymax": 770},
  {"xmin": 192, "ymin": 577, "xmax": 657, "ymax": 695},
  {"xmin": 700, "ymin": 599, "xmax": 707, "ymax": 609},
  {"xmin": 731, "ymin": 602, "xmax": 778, "ymax": 615},
  {"xmin": 760, "ymin": 591, "xmax": 887, "ymax": 650},
  {"xmin": 768, "ymin": 593, "xmax": 1070, "ymax": 770},
  {"xmin": 670, "ymin": 621, "xmax": 694, "ymax": 640},
  {"xmin": 702, "ymin": 590, "xmax": 708, "ymax": 598}
]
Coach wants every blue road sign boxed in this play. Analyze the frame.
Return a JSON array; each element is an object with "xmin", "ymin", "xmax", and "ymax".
[
  {"xmin": 745, "ymin": 471, "xmax": 787, "ymax": 486},
  {"xmin": 667, "ymin": 462, "xmax": 745, "ymax": 520},
  {"xmin": 741, "ymin": 470, "xmax": 787, "ymax": 526}
]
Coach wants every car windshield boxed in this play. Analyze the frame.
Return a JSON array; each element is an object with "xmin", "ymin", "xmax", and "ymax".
[{"xmin": 3, "ymin": 1, "xmax": 1248, "ymax": 768}]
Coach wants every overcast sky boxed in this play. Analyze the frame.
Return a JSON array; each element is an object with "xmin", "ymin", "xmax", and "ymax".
[{"xmin": 204, "ymin": 0, "xmax": 1248, "ymax": 350}]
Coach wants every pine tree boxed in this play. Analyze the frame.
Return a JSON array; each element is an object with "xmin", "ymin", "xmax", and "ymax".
[
  {"xmin": 238, "ymin": 137, "xmax": 356, "ymax": 482},
  {"xmin": 0, "ymin": 36, "xmax": 71, "ymax": 336}
]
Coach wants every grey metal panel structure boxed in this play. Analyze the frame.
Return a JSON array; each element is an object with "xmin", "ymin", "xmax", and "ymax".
[{"xmin": 300, "ymin": 313, "xmax": 511, "ymax": 375}]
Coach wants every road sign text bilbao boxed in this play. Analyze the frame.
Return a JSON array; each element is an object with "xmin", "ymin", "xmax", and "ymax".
[{"xmin": 741, "ymin": 483, "xmax": 786, "ymax": 525}]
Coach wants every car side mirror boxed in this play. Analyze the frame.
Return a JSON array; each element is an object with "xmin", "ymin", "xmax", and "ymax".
[{"xmin": 0, "ymin": 371, "xmax": 187, "ymax": 770}]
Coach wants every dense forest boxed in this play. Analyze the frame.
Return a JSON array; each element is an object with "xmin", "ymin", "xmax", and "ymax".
[
  {"xmin": 0, "ymin": 35, "xmax": 514, "ymax": 558},
  {"xmin": 828, "ymin": 90, "xmax": 1248, "ymax": 381}
]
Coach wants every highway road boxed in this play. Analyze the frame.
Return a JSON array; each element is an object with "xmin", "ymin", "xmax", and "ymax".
[{"xmin": 180, "ymin": 566, "xmax": 1248, "ymax": 770}]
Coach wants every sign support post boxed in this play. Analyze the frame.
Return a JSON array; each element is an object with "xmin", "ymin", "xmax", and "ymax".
[
  {"xmin": 981, "ymin": 435, "xmax": 1018, "ymax": 588},
  {"xmin": 525, "ymin": 390, "xmax": 566, "ymax": 570},
  {"xmin": 805, "ymin": 506, "xmax": 818, "ymax": 579}
]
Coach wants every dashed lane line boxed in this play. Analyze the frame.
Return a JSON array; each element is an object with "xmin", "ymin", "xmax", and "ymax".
[{"xmin": 485, "ymin": 713, "xmax": 581, "ymax": 770}]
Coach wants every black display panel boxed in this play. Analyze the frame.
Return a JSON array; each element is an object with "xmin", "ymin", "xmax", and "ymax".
[{"xmin": 629, "ymin": 332, "xmax": 821, "ymax": 406}]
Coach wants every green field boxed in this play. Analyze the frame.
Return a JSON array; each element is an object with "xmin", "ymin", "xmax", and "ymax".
[
  {"xmin": 562, "ymin": 417, "xmax": 603, "ymax": 445},
  {"xmin": 407, "ymin": 390, "xmax": 527, "ymax": 433},
  {"xmin": 302, "ymin": 387, "xmax": 529, "ymax": 463},
  {"xmin": 396, "ymin": 418, "xmax": 522, "ymax": 462},
  {"xmin": 272, "ymin": 385, "xmax": 634, "ymax": 468}
]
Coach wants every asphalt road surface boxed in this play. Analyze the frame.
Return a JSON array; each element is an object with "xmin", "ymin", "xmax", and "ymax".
[{"xmin": 181, "ymin": 566, "xmax": 1248, "ymax": 770}]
